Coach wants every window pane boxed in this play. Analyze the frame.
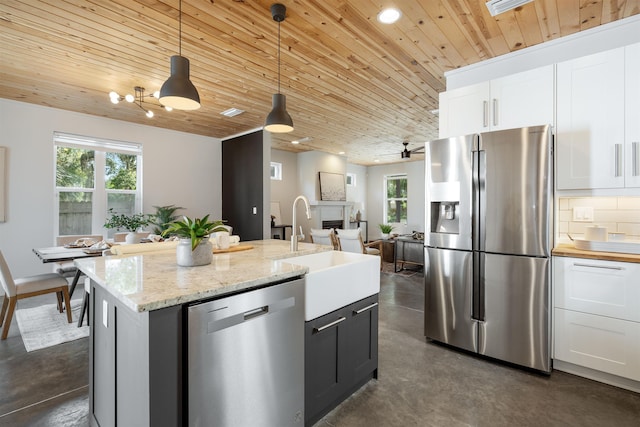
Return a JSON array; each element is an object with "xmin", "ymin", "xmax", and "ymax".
[
  {"xmin": 59, "ymin": 192, "xmax": 92, "ymax": 235},
  {"xmin": 106, "ymin": 152, "xmax": 137, "ymax": 190},
  {"xmin": 106, "ymin": 193, "xmax": 136, "ymax": 238},
  {"xmin": 56, "ymin": 147, "xmax": 94, "ymax": 188},
  {"xmin": 386, "ymin": 200, "xmax": 407, "ymax": 223}
]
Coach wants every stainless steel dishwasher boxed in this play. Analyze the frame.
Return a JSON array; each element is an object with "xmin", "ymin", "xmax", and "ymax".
[{"xmin": 187, "ymin": 278, "xmax": 305, "ymax": 427}]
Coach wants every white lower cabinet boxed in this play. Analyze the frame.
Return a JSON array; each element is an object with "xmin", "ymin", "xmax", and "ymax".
[
  {"xmin": 554, "ymin": 308, "xmax": 640, "ymax": 381},
  {"xmin": 553, "ymin": 257, "xmax": 640, "ymax": 382}
]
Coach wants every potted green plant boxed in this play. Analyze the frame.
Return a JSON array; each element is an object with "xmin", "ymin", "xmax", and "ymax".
[
  {"xmin": 104, "ymin": 209, "xmax": 153, "ymax": 243},
  {"xmin": 150, "ymin": 204, "xmax": 184, "ymax": 235},
  {"xmin": 378, "ymin": 223, "xmax": 394, "ymax": 240},
  {"xmin": 162, "ymin": 215, "xmax": 227, "ymax": 266}
]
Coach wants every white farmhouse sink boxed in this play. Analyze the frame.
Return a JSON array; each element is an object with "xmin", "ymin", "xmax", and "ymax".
[{"xmin": 279, "ymin": 250, "xmax": 380, "ymax": 320}]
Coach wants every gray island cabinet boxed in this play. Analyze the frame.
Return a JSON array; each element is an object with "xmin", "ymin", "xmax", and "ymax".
[{"xmin": 75, "ymin": 240, "xmax": 380, "ymax": 427}]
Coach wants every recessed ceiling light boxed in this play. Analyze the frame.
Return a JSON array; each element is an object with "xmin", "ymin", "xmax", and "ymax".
[
  {"xmin": 291, "ymin": 140, "xmax": 300, "ymax": 145},
  {"xmin": 220, "ymin": 107, "xmax": 244, "ymax": 117},
  {"xmin": 339, "ymin": 151, "xmax": 345, "ymax": 155},
  {"xmin": 374, "ymin": 159, "xmax": 380, "ymax": 163},
  {"xmin": 377, "ymin": 8, "xmax": 401, "ymax": 24}
]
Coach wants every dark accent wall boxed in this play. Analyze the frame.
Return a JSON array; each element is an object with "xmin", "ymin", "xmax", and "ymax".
[{"xmin": 222, "ymin": 131, "xmax": 264, "ymax": 241}]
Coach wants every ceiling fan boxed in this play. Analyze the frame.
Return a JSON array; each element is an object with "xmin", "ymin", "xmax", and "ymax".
[{"xmin": 401, "ymin": 142, "xmax": 425, "ymax": 159}]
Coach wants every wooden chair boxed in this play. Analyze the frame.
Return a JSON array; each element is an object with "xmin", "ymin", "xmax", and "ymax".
[
  {"xmin": 335, "ymin": 228, "xmax": 383, "ymax": 270},
  {"xmin": 309, "ymin": 228, "xmax": 338, "ymax": 249},
  {"xmin": 0, "ymin": 250, "xmax": 72, "ymax": 340}
]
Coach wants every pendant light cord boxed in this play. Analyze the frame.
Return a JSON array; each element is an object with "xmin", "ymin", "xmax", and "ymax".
[
  {"xmin": 179, "ymin": 0, "xmax": 182, "ymax": 56},
  {"xmin": 277, "ymin": 20, "xmax": 281, "ymax": 94}
]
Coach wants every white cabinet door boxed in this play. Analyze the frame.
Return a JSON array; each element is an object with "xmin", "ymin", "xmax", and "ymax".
[
  {"xmin": 439, "ymin": 82, "xmax": 489, "ymax": 138},
  {"xmin": 554, "ymin": 308, "xmax": 640, "ymax": 381},
  {"xmin": 489, "ymin": 65, "xmax": 554, "ymax": 131},
  {"xmin": 439, "ymin": 65, "xmax": 554, "ymax": 138},
  {"xmin": 554, "ymin": 257, "xmax": 640, "ymax": 322},
  {"xmin": 626, "ymin": 43, "xmax": 640, "ymax": 188},
  {"xmin": 557, "ymin": 48, "xmax": 626, "ymax": 190}
]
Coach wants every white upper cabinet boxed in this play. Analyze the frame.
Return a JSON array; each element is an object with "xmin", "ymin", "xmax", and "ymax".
[
  {"xmin": 626, "ymin": 43, "xmax": 640, "ymax": 188},
  {"xmin": 557, "ymin": 44, "xmax": 640, "ymax": 190},
  {"xmin": 439, "ymin": 65, "xmax": 554, "ymax": 138}
]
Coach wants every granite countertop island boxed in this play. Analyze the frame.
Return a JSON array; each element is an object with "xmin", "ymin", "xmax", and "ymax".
[{"xmin": 74, "ymin": 239, "xmax": 332, "ymax": 313}]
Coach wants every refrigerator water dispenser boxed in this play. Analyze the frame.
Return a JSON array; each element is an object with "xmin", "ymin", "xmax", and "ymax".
[{"xmin": 430, "ymin": 201, "xmax": 460, "ymax": 234}]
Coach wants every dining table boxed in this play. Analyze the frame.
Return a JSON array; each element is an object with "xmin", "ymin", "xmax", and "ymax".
[{"xmin": 32, "ymin": 246, "xmax": 105, "ymax": 296}]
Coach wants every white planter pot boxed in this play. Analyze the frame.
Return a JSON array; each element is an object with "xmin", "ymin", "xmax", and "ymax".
[
  {"xmin": 176, "ymin": 237, "xmax": 213, "ymax": 267},
  {"xmin": 381, "ymin": 233, "xmax": 390, "ymax": 240},
  {"xmin": 125, "ymin": 231, "xmax": 147, "ymax": 244}
]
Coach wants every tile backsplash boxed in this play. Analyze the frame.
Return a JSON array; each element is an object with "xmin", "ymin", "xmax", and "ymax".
[{"xmin": 557, "ymin": 197, "xmax": 640, "ymax": 242}]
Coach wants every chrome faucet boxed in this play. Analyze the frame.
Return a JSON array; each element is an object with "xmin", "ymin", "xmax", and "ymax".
[{"xmin": 291, "ymin": 195, "xmax": 311, "ymax": 251}]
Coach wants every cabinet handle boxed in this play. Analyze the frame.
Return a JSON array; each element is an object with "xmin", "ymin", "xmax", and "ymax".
[
  {"xmin": 353, "ymin": 302, "xmax": 378, "ymax": 315},
  {"xmin": 492, "ymin": 98, "xmax": 498, "ymax": 127},
  {"xmin": 633, "ymin": 142, "xmax": 639, "ymax": 177},
  {"xmin": 573, "ymin": 262, "xmax": 624, "ymax": 271},
  {"xmin": 314, "ymin": 316, "xmax": 346, "ymax": 333},
  {"xmin": 614, "ymin": 144, "xmax": 623, "ymax": 177},
  {"xmin": 483, "ymin": 100, "xmax": 488, "ymax": 128}
]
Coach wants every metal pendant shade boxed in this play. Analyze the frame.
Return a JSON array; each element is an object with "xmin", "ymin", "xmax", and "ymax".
[
  {"xmin": 265, "ymin": 94, "xmax": 293, "ymax": 132},
  {"xmin": 264, "ymin": 3, "xmax": 293, "ymax": 133},
  {"xmin": 159, "ymin": 0, "xmax": 201, "ymax": 110},
  {"xmin": 159, "ymin": 55, "xmax": 200, "ymax": 110}
]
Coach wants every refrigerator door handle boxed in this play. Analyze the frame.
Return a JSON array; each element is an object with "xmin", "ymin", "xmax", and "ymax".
[
  {"xmin": 472, "ymin": 252, "xmax": 482, "ymax": 321},
  {"xmin": 476, "ymin": 149, "xmax": 486, "ymax": 252}
]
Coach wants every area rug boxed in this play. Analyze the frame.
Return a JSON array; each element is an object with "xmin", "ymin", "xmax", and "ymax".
[{"xmin": 15, "ymin": 300, "xmax": 88, "ymax": 352}]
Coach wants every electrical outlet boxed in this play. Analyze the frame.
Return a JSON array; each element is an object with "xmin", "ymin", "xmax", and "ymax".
[{"xmin": 572, "ymin": 206, "xmax": 594, "ymax": 222}]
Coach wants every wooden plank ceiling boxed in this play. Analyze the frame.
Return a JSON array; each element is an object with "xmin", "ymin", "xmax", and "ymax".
[{"xmin": 1, "ymin": 0, "xmax": 638, "ymax": 165}]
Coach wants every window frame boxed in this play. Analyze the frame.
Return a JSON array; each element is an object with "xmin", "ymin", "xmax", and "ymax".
[
  {"xmin": 54, "ymin": 132, "xmax": 143, "ymax": 238},
  {"xmin": 346, "ymin": 172, "xmax": 356, "ymax": 187},
  {"xmin": 383, "ymin": 174, "xmax": 408, "ymax": 225},
  {"xmin": 270, "ymin": 161, "xmax": 282, "ymax": 181}
]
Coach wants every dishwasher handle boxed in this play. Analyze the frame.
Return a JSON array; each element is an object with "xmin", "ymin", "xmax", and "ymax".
[{"xmin": 244, "ymin": 306, "xmax": 269, "ymax": 320}]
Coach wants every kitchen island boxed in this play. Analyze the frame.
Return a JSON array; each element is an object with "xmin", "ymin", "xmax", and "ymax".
[{"xmin": 75, "ymin": 239, "xmax": 379, "ymax": 426}]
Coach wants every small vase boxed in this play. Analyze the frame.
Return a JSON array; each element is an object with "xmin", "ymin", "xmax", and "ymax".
[
  {"xmin": 176, "ymin": 237, "xmax": 213, "ymax": 267},
  {"xmin": 125, "ymin": 231, "xmax": 147, "ymax": 244},
  {"xmin": 381, "ymin": 233, "xmax": 389, "ymax": 240}
]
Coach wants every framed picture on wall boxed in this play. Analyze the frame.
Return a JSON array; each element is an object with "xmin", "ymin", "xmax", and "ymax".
[{"xmin": 319, "ymin": 172, "xmax": 346, "ymax": 201}]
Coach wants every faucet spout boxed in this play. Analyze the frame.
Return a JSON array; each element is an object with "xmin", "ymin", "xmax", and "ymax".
[{"xmin": 291, "ymin": 195, "xmax": 311, "ymax": 251}]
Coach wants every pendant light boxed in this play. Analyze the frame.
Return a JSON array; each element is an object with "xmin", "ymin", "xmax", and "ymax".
[
  {"xmin": 264, "ymin": 3, "xmax": 294, "ymax": 133},
  {"xmin": 159, "ymin": 0, "xmax": 201, "ymax": 110}
]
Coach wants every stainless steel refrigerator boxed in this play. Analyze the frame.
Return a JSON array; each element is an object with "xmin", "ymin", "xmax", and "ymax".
[{"xmin": 424, "ymin": 125, "xmax": 552, "ymax": 373}]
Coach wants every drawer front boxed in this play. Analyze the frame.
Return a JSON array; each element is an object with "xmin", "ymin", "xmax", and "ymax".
[
  {"xmin": 554, "ymin": 308, "xmax": 640, "ymax": 381},
  {"xmin": 554, "ymin": 257, "xmax": 640, "ymax": 321}
]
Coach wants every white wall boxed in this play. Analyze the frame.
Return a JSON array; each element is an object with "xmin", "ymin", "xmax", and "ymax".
[
  {"xmin": 445, "ymin": 14, "xmax": 640, "ymax": 90},
  {"xmin": 366, "ymin": 160, "xmax": 425, "ymax": 240},
  {"xmin": 0, "ymin": 99, "xmax": 221, "ymax": 277},
  {"xmin": 297, "ymin": 151, "xmax": 347, "ymax": 202},
  {"xmin": 270, "ymin": 149, "xmax": 299, "ymax": 226},
  {"xmin": 346, "ymin": 163, "xmax": 367, "ymax": 219}
]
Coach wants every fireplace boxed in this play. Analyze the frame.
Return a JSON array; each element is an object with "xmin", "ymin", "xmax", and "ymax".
[
  {"xmin": 305, "ymin": 201, "xmax": 352, "ymax": 241},
  {"xmin": 322, "ymin": 220, "xmax": 343, "ymax": 230}
]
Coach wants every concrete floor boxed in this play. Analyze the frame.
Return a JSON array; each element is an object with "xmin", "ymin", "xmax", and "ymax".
[{"xmin": 1, "ymin": 267, "xmax": 639, "ymax": 426}]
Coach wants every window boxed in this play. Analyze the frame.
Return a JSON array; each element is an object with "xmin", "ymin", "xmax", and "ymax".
[
  {"xmin": 54, "ymin": 132, "xmax": 142, "ymax": 238},
  {"xmin": 346, "ymin": 173, "xmax": 356, "ymax": 186},
  {"xmin": 384, "ymin": 174, "xmax": 407, "ymax": 224},
  {"xmin": 270, "ymin": 162, "xmax": 282, "ymax": 180}
]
